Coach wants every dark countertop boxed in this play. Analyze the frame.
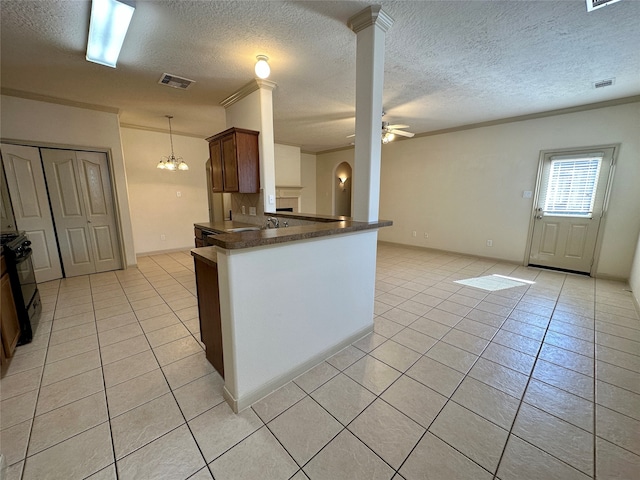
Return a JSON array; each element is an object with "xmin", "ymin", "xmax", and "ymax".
[
  {"xmin": 264, "ymin": 212, "xmax": 350, "ymax": 223},
  {"xmin": 206, "ymin": 218, "xmax": 392, "ymax": 250},
  {"xmin": 194, "ymin": 220, "xmax": 260, "ymax": 234},
  {"xmin": 191, "ymin": 246, "xmax": 217, "ymax": 266}
]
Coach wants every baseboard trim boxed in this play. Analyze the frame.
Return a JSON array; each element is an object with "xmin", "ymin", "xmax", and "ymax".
[
  {"xmin": 377, "ymin": 241, "xmax": 522, "ymax": 266},
  {"xmin": 223, "ymin": 325, "xmax": 374, "ymax": 413},
  {"xmin": 136, "ymin": 246, "xmax": 194, "ymax": 257}
]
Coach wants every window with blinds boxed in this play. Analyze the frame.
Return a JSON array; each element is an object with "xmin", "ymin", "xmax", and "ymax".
[{"xmin": 543, "ymin": 156, "xmax": 602, "ymax": 217}]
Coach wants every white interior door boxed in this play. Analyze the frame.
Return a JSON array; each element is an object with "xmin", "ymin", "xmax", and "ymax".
[
  {"xmin": 42, "ymin": 148, "xmax": 96, "ymax": 277},
  {"xmin": 41, "ymin": 148, "xmax": 121, "ymax": 277},
  {"xmin": 1, "ymin": 162, "xmax": 17, "ymax": 232},
  {"xmin": 1, "ymin": 144, "xmax": 63, "ymax": 282},
  {"xmin": 75, "ymin": 151, "xmax": 121, "ymax": 273},
  {"xmin": 528, "ymin": 147, "xmax": 615, "ymax": 274}
]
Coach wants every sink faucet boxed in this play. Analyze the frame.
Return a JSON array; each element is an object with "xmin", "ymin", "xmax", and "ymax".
[{"xmin": 267, "ymin": 217, "xmax": 279, "ymax": 228}]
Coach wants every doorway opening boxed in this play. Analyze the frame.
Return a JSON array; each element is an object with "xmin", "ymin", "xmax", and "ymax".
[
  {"xmin": 334, "ymin": 162, "xmax": 352, "ymax": 217},
  {"xmin": 526, "ymin": 145, "xmax": 617, "ymax": 276}
]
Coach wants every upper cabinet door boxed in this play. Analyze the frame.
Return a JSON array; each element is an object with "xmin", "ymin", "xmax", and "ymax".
[
  {"xmin": 209, "ymin": 139, "xmax": 224, "ymax": 193},
  {"xmin": 221, "ymin": 134, "xmax": 239, "ymax": 192},
  {"xmin": 206, "ymin": 128, "xmax": 260, "ymax": 194}
]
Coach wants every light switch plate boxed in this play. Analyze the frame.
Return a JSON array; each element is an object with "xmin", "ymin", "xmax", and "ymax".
[
  {"xmin": 269, "ymin": 194, "xmax": 275, "ymax": 205},
  {"xmin": 249, "ymin": 207, "xmax": 257, "ymax": 216}
]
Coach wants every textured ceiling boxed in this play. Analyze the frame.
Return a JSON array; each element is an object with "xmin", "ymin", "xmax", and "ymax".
[{"xmin": 1, "ymin": 0, "xmax": 639, "ymax": 152}]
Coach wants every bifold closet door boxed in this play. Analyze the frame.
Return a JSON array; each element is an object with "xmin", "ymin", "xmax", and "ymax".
[
  {"xmin": 41, "ymin": 149, "xmax": 121, "ymax": 277},
  {"xmin": 1, "ymin": 143, "xmax": 63, "ymax": 282}
]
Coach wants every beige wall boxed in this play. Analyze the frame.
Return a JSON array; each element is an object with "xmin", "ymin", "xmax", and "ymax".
[
  {"xmin": 0, "ymin": 95, "xmax": 137, "ymax": 266},
  {"xmin": 630, "ymin": 232, "xmax": 640, "ymax": 308},
  {"xmin": 316, "ymin": 149, "xmax": 354, "ymax": 216},
  {"xmin": 316, "ymin": 102, "xmax": 640, "ymax": 279},
  {"xmin": 300, "ymin": 153, "xmax": 317, "ymax": 214},
  {"xmin": 121, "ymin": 127, "xmax": 209, "ymax": 254}
]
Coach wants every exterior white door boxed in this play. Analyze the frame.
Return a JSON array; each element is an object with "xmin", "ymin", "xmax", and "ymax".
[
  {"xmin": 41, "ymin": 149, "xmax": 121, "ymax": 277},
  {"xmin": 528, "ymin": 147, "xmax": 615, "ymax": 274},
  {"xmin": 0, "ymin": 144, "xmax": 63, "ymax": 282}
]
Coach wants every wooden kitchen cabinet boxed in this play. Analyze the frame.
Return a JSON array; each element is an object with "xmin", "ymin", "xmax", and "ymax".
[
  {"xmin": 206, "ymin": 127, "xmax": 260, "ymax": 193},
  {"xmin": 1, "ymin": 255, "xmax": 20, "ymax": 361},
  {"xmin": 193, "ymin": 254, "xmax": 224, "ymax": 377}
]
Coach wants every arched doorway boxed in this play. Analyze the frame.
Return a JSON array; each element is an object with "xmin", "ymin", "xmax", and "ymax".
[{"xmin": 334, "ymin": 162, "xmax": 352, "ymax": 217}]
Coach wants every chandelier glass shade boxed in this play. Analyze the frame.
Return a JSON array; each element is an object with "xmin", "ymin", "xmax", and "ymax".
[{"xmin": 157, "ymin": 115, "xmax": 189, "ymax": 171}]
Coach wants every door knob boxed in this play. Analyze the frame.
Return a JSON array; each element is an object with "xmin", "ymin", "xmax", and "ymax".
[{"xmin": 536, "ymin": 215, "xmax": 543, "ymax": 219}]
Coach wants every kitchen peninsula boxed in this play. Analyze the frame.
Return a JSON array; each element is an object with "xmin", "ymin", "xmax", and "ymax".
[{"xmin": 191, "ymin": 213, "xmax": 391, "ymax": 412}]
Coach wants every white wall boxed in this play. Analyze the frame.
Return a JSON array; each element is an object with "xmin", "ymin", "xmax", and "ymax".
[
  {"xmin": 0, "ymin": 95, "xmax": 137, "ymax": 266},
  {"xmin": 629, "ymin": 231, "xmax": 640, "ymax": 309},
  {"xmin": 121, "ymin": 127, "xmax": 209, "ymax": 254},
  {"xmin": 274, "ymin": 144, "xmax": 301, "ymax": 185},
  {"xmin": 300, "ymin": 153, "xmax": 317, "ymax": 214},
  {"xmin": 316, "ymin": 102, "xmax": 640, "ymax": 279}
]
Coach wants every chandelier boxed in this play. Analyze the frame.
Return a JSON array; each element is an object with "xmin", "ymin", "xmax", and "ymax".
[{"xmin": 156, "ymin": 115, "xmax": 189, "ymax": 171}]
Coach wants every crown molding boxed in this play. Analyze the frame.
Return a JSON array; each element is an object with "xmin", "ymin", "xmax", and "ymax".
[
  {"xmin": 1, "ymin": 88, "xmax": 120, "ymax": 114},
  {"xmin": 348, "ymin": 5, "xmax": 394, "ymax": 34},
  {"xmin": 220, "ymin": 79, "xmax": 278, "ymax": 108}
]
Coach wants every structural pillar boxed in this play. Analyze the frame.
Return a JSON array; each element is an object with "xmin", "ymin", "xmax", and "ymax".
[
  {"xmin": 348, "ymin": 6, "xmax": 393, "ymax": 222},
  {"xmin": 221, "ymin": 79, "xmax": 277, "ymax": 213}
]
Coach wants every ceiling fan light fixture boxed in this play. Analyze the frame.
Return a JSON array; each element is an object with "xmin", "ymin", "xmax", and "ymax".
[
  {"xmin": 86, "ymin": 0, "xmax": 135, "ymax": 68},
  {"xmin": 255, "ymin": 55, "xmax": 271, "ymax": 79}
]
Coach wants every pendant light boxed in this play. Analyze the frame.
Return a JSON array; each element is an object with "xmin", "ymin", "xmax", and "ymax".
[{"xmin": 156, "ymin": 115, "xmax": 189, "ymax": 171}]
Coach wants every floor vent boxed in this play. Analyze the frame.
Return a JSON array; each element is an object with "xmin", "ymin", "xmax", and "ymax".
[
  {"xmin": 586, "ymin": 0, "xmax": 622, "ymax": 11},
  {"xmin": 593, "ymin": 78, "xmax": 615, "ymax": 89},
  {"xmin": 158, "ymin": 73, "xmax": 196, "ymax": 90}
]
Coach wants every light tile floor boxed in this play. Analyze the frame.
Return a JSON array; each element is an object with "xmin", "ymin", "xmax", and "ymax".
[{"xmin": 1, "ymin": 244, "xmax": 639, "ymax": 479}]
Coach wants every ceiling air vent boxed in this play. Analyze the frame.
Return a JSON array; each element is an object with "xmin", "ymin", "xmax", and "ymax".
[
  {"xmin": 158, "ymin": 73, "xmax": 195, "ymax": 90},
  {"xmin": 593, "ymin": 78, "xmax": 615, "ymax": 89},
  {"xmin": 586, "ymin": 0, "xmax": 622, "ymax": 12}
]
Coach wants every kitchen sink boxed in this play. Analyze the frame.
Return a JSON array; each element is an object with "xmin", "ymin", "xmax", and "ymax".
[{"xmin": 226, "ymin": 227, "xmax": 261, "ymax": 233}]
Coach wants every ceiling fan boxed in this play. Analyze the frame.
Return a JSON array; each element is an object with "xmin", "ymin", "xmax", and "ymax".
[{"xmin": 347, "ymin": 114, "xmax": 415, "ymax": 143}]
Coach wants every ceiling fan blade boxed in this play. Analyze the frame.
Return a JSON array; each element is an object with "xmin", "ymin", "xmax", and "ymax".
[
  {"xmin": 386, "ymin": 124, "xmax": 410, "ymax": 129},
  {"xmin": 389, "ymin": 129, "xmax": 415, "ymax": 137}
]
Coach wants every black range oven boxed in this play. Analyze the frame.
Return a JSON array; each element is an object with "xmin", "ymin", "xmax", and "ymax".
[{"xmin": 1, "ymin": 231, "xmax": 40, "ymax": 344}]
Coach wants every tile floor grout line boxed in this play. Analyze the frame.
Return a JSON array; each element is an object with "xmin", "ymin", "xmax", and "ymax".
[
  {"xmin": 491, "ymin": 272, "xmax": 598, "ymax": 480},
  {"xmin": 16, "ymin": 279, "xmax": 60, "ymax": 480},
  {"xmin": 489, "ymin": 268, "xmax": 559, "ymax": 480},
  {"xmin": 89, "ymin": 275, "xmax": 121, "ymax": 480},
  {"xmin": 118, "ymin": 254, "xmax": 216, "ymax": 479},
  {"xmin": 393, "ymin": 266, "xmax": 532, "ymax": 479}
]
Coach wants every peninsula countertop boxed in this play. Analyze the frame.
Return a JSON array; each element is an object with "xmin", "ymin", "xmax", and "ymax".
[{"xmin": 199, "ymin": 214, "xmax": 392, "ymax": 250}]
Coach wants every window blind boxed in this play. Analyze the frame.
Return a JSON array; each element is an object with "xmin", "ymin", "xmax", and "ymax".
[{"xmin": 543, "ymin": 157, "xmax": 602, "ymax": 216}]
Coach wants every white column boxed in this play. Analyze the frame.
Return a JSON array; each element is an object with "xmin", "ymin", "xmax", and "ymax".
[
  {"xmin": 221, "ymin": 79, "xmax": 277, "ymax": 211},
  {"xmin": 348, "ymin": 6, "xmax": 393, "ymax": 222}
]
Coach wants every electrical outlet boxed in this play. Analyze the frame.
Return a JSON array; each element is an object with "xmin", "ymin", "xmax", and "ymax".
[
  {"xmin": 161, "ymin": 234, "xmax": 166, "ymax": 241},
  {"xmin": 412, "ymin": 231, "xmax": 417, "ymax": 237},
  {"xmin": 424, "ymin": 233, "xmax": 429, "ymax": 239},
  {"xmin": 486, "ymin": 239, "xmax": 493, "ymax": 247}
]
